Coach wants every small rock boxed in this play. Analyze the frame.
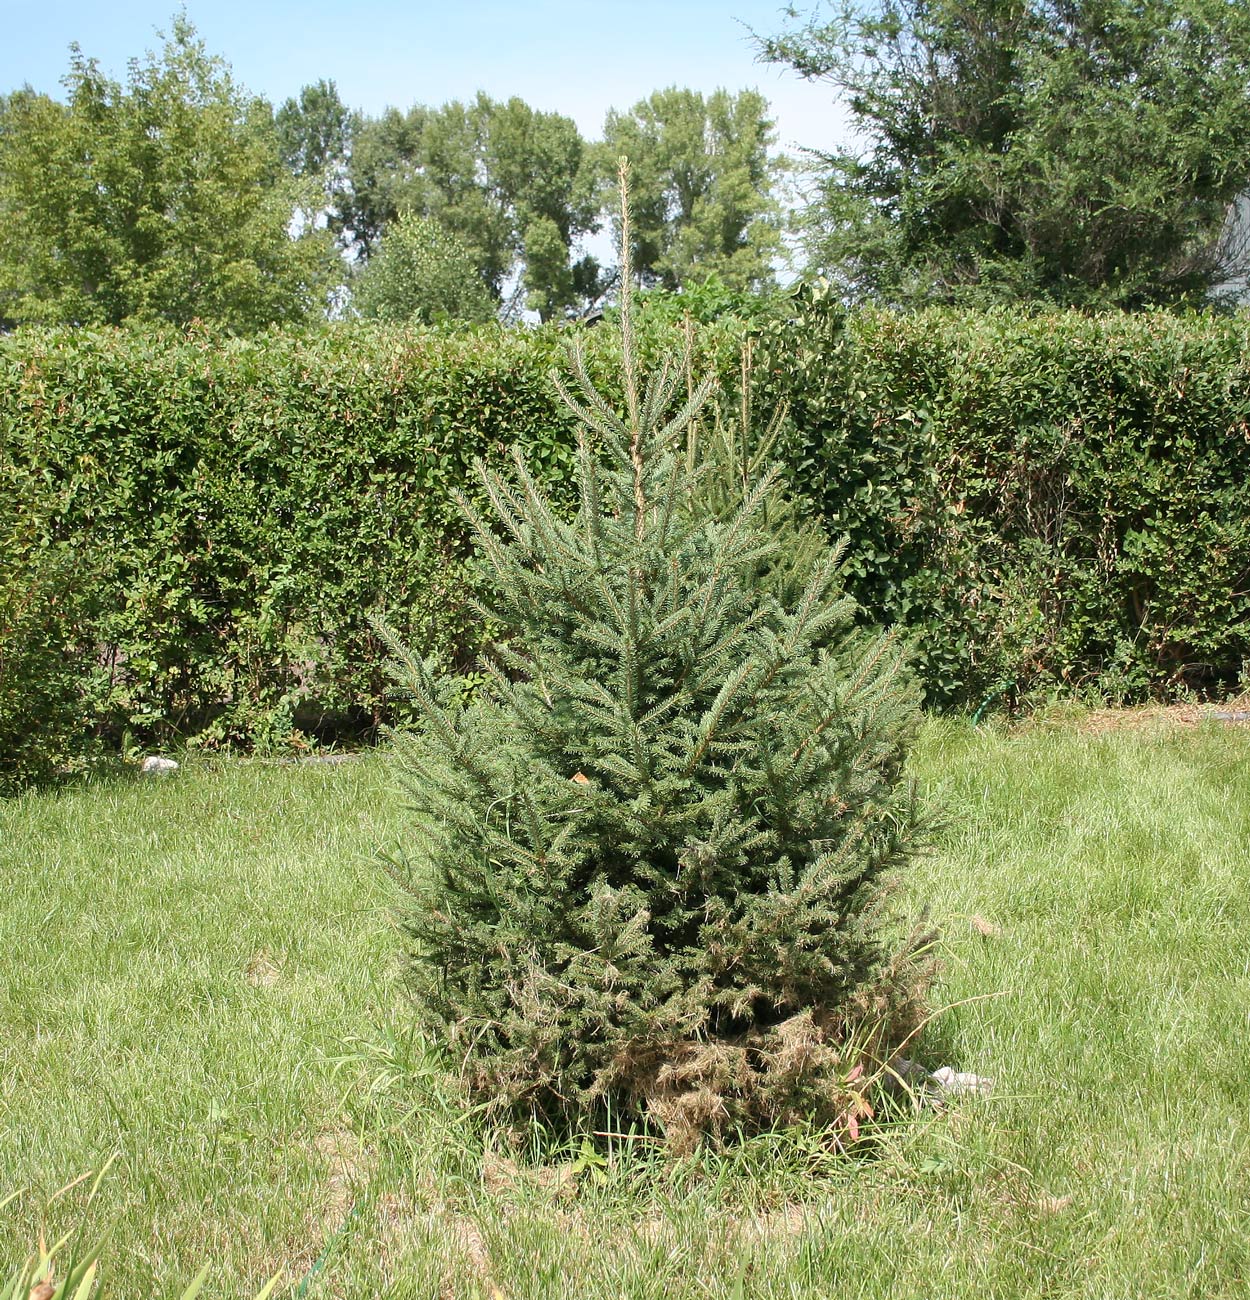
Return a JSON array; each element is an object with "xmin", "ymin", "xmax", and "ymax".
[
  {"xmin": 929, "ymin": 1065, "xmax": 994, "ymax": 1097},
  {"xmin": 885, "ymin": 1058, "xmax": 994, "ymax": 1106},
  {"xmin": 140, "ymin": 755, "xmax": 179, "ymax": 776}
]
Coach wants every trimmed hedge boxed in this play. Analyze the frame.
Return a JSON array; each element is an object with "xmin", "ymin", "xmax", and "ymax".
[
  {"xmin": 0, "ymin": 320, "xmax": 740, "ymax": 750},
  {"xmin": 758, "ymin": 295, "xmax": 1250, "ymax": 706},
  {"xmin": 2, "ymin": 303, "xmax": 1249, "ymax": 762},
  {"xmin": 0, "ymin": 461, "xmax": 99, "ymax": 791}
]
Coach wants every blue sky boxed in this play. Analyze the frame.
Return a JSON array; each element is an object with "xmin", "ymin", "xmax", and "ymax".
[{"xmin": 0, "ymin": 1, "xmax": 853, "ymax": 156}]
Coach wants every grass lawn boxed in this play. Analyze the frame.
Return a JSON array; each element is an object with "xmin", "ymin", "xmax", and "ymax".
[{"xmin": 2, "ymin": 716, "xmax": 1249, "ymax": 1297}]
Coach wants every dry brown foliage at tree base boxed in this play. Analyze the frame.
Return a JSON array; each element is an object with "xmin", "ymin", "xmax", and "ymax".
[{"xmin": 448, "ymin": 934, "xmax": 937, "ymax": 1157}]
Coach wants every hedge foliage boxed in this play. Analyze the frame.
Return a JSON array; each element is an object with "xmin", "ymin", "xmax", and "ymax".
[
  {"xmin": 0, "ymin": 319, "xmax": 740, "ymax": 751},
  {"xmin": 756, "ymin": 296, "xmax": 1250, "ymax": 706},
  {"xmin": 2, "ymin": 302, "xmax": 1249, "ymax": 764},
  {"xmin": 0, "ymin": 461, "xmax": 99, "ymax": 791}
]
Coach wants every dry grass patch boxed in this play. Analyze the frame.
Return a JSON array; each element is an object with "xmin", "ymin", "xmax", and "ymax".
[{"xmin": 1023, "ymin": 690, "xmax": 1250, "ymax": 736}]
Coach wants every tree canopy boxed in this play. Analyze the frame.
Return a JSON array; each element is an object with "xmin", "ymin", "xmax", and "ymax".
[
  {"xmin": 282, "ymin": 82, "xmax": 782, "ymax": 318},
  {"xmin": 8, "ymin": 5, "xmax": 1249, "ymax": 325},
  {"xmin": 329, "ymin": 94, "xmax": 602, "ymax": 320},
  {"xmin": 761, "ymin": 0, "xmax": 1250, "ymax": 308},
  {"xmin": 0, "ymin": 14, "xmax": 788, "ymax": 330},
  {"xmin": 0, "ymin": 18, "xmax": 336, "ymax": 330},
  {"xmin": 351, "ymin": 211, "xmax": 495, "ymax": 325},
  {"xmin": 602, "ymin": 87, "xmax": 783, "ymax": 292},
  {"xmin": 483, "ymin": 96, "xmax": 604, "ymax": 320},
  {"xmin": 275, "ymin": 78, "xmax": 357, "ymax": 181}
]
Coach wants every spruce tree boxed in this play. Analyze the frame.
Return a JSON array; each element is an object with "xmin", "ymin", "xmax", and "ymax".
[
  {"xmin": 387, "ymin": 166, "xmax": 928, "ymax": 1150},
  {"xmin": 681, "ymin": 335, "xmax": 831, "ymax": 614}
]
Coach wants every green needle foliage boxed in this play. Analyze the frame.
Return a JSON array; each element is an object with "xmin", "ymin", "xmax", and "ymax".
[
  {"xmin": 387, "ymin": 166, "xmax": 929, "ymax": 1151},
  {"xmin": 683, "ymin": 335, "xmax": 832, "ymax": 614}
]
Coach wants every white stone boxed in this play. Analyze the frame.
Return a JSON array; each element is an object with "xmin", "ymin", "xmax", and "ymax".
[
  {"xmin": 929, "ymin": 1065, "xmax": 994, "ymax": 1097},
  {"xmin": 140, "ymin": 756, "xmax": 179, "ymax": 776}
]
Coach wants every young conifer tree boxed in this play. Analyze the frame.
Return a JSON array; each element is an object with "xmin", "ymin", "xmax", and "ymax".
[
  {"xmin": 386, "ymin": 164, "xmax": 927, "ymax": 1150},
  {"xmin": 682, "ymin": 333, "xmax": 831, "ymax": 614}
]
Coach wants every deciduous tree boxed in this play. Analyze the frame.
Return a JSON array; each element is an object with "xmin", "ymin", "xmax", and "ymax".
[
  {"xmin": 760, "ymin": 0, "xmax": 1250, "ymax": 307},
  {"xmin": 351, "ymin": 211, "xmax": 495, "ymax": 325},
  {"xmin": 275, "ymin": 78, "xmax": 356, "ymax": 179},
  {"xmin": 0, "ymin": 19, "xmax": 336, "ymax": 329},
  {"xmin": 480, "ymin": 95, "xmax": 603, "ymax": 320},
  {"xmin": 602, "ymin": 87, "xmax": 783, "ymax": 292}
]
